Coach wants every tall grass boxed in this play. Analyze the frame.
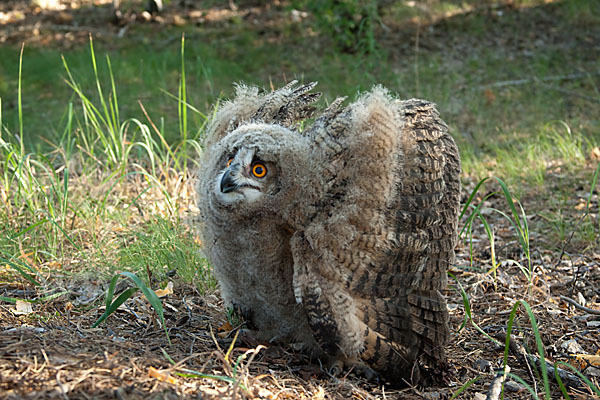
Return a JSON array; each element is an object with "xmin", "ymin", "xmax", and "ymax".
[
  {"xmin": 460, "ymin": 176, "xmax": 532, "ymax": 287},
  {"xmin": 0, "ymin": 37, "xmax": 211, "ymax": 296}
]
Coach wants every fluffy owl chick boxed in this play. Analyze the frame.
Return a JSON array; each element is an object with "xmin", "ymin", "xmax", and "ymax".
[{"xmin": 197, "ymin": 82, "xmax": 461, "ymax": 386}]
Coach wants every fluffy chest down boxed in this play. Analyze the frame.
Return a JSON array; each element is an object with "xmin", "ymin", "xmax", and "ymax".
[{"xmin": 205, "ymin": 220, "xmax": 314, "ymax": 345}]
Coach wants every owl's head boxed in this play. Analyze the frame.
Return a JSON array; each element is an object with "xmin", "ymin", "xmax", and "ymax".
[{"xmin": 201, "ymin": 123, "xmax": 312, "ymax": 221}]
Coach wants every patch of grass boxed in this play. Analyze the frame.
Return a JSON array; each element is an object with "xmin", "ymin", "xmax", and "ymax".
[
  {"xmin": 118, "ymin": 217, "xmax": 216, "ymax": 294},
  {"xmin": 0, "ymin": 34, "xmax": 207, "ymax": 293},
  {"xmin": 564, "ymin": 0, "xmax": 600, "ymax": 26},
  {"xmin": 462, "ymin": 120, "xmax": 593, "ymax": 188}
]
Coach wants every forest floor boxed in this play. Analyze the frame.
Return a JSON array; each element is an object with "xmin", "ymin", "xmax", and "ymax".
[{"xmin": 1, "ymin": 0, "xmax": 599, "ymax": 399}]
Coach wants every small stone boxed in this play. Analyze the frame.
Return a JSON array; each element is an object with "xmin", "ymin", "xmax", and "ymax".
[
  {"xmin": 561, "ymin": 339, "xmax": 584, "ymax": 354},
  {"xmin": 473, "ymin": 359, "xmax": 491, "ymax": 372},
  {"xmin": 473, "ymin": 393, "xmax": 486, "ymax": 400},
  {"xmin": 173, "ymin": 15, "xmax": 186, "ymax": 26},
  {"xmin": 587, "ymin": 320, "xmax": 600, "ymax": 328},
  {"xmin": 587, "ymin": 367, "xmax": 600, "ymax": 378},
  {"xmin": 505, "ymin": 380, "xmax": 524, "ymax": 392}
]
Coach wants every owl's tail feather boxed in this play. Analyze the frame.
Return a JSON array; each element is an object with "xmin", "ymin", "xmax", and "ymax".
[
  {"xmin": 408, "ymin": 289, "xmax": 450, "ymax": 364},
  {"xmin": 358, "ymin": 320, "xmax": 422, "ymax": 385}
]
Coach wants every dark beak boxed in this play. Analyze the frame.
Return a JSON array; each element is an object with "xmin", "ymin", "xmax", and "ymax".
[{"xmin": 220, "ymin": 168, "xmax": 238, "ymax": 193}]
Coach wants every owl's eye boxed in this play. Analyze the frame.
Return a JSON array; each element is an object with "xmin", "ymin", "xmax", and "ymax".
[
  {"xmin": 252, "ymin": 163, "xmax": 267, "ymax": 178},
  {"xmin": 226, "ymin": 158, "xmax": 234, "ymax": 167}
]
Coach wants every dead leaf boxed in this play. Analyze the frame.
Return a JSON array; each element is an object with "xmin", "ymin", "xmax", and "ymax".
[
  {"xmin": 172, "ymin": 15, "xmax": 186, "ymax": 26},
  {"xmin": 484, "ymin": 89, "xmax": 496, "ymax": 104},
  {"xmin": 255, "ymin": 387, "xmax": 275, "ymax": 399},
  {"xmin": 590, "ymin": 146, "xmax": 600, "ymax": 162},
  {"xmin": 313, "ymin": 386, "xmax": 326, "ymax": 400},
  {"xmin": 218, "ymin": 321, "xmax": 233, "ymax": 332},
  {"xmin": 13, "ymin": 300, "xmax": 33, "ymax": 315},
  {"xmin": 148, "ymin": 366, "xmax": 177, "ymax": 384},
  {"xmin": 55, "ymin": 11, "xmax": 73, "ymax": 24},
  {"xmin": 561, "ymin": 339, "xmax": 583, "ymax": 354},
  {"xmin": 576, "ymin": 354, "xmax": 600, "ymax": 366},
  {"xmin": 154, "ymin": 281, "xmax": 173, "ymax": 298},
  {"xmin": 217, "ymin": 321, "xmax": 234, "ymax": 338}
]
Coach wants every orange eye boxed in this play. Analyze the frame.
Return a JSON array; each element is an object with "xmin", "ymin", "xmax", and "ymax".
[
  {"xmin": 252, "ymin": 163, "xmax": 267, "ymax": 178},
  {"xmin": 226, "ymin": 158, "xmax": 233, "ymax": 167}
]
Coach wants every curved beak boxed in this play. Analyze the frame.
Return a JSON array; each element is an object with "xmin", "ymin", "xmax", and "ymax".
[{"xmin": 220, "ymin": 168, "xmax": 238, "ymax": 193}]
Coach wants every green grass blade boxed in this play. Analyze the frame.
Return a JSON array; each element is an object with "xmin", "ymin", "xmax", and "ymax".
[
  {"xmin": 62, "ymin": 166, "xmax": 69, "ymax": 220},
  {"xmin": 159, "ymin": 88, "xmax": 206, "ymax": 117},
  {"xmin": 449, "ymin": 272, "xmax": 502, "ymax": 345},
  {"xmin": 161, "ymin": 348, "xmax": 177, "ymax": 365},
  {"xmin": 160, "ymin": 349, "xmax": 239, "ymax": 384},
  {"xmin": 503, "ymin": 300, "xmax": 551, "ymax": 399},
  {"xmin": 173, "ymin": 369, "xmax": 236, "ymax": 383},
  {"xmin": 494, "ymin": 177, "xmax": 523, "ymax": 229},
  {"xmin": 554, "ymin": 361, "xmax": 600, "ymax": 396},
  {"xmin": 476, "ymin": 210, "xmax": 499, "ymax": 277},
  {"xmin": 459, "ymin": 177, "xmax": 490, "ymax": 221},
  {"xmin": 12, "ymin": 218, "xmax": 49, "ymax": 238},
  {"xmin": 450, "ymin": 376, "xmax": 482, "ymax": 399},
  {"xmin": 448, "ymin": 272, "xmax": 470, "ymax": 331},
  {"xmin": 459, "ymin": 191, "xmax": 496, "ymax": 238},
  {"xmin": 104, "ymin": 274, "xmax": 120, "ymax": 309},
  {"xmin": 585, "ymin": 161, "xmax": 600, "ymax": 212},
  {"xmin": 91, "ymin": 271, "xmax": 171, "ymax": 344},
  {"xmin": 489, "ymin": 207, "xmax": 530, "ymax": 260},
  {"xmin": 91, "ymin": 287, "xmax": 139, "ymax": 328},
  {"xmin": 506, "ymin": 372, "xmax": 540, "ymax": 399},
  {"xmin": 106, "ymin": 54, "xmax": 120, "ymax": 132},
  {"xmin": 0, "ymin": 296, "xmax": 17, "ymax": 304},
  {"xmin": 119, "ymin": 271, "xmax": 171, "ymax": 344},
  {"xmin": 179, "ymin": 34, "xmax": 187, "ymax": 168},
  {"xmin": 18, "ymin": 43, "xmax": 24, "ymax": 155},
  {"xmin": 0, "ymin": 256, "xmax": 40, "ymax": 286},
  {"xmin": 47, "ymin": 218, "xmax": 81, "ymax": 251},
  {"xmin": 554, "ymin": 365, "xmax": 571, "ymax": 400},
  {"xmin": 0, "ymin": 291, "xmax": 69, "ymax": 305}
]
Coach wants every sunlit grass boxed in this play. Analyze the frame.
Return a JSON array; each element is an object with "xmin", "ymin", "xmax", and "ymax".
[{"xmin": 0, "ymin": 37, "xmax": 207, "ymax": 293}]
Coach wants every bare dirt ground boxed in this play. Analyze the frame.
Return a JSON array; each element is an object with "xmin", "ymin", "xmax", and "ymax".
[
  {"xmin": 1, "ymin": 1, "xmax": 599, "ymax": 399},
  {"xmin": 1, "ymin": 179, "xmax": 599, "ymax": 399}
]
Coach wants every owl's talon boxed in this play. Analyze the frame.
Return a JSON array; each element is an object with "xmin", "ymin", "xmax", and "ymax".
[
  {"xmin": 351, "ymin": 364, "xmax": 380, "ymax": 382},
  {"xmin": 328, "ymin": 365, "xmax": 343, "ymax": 377},
  {"xmin": 326, "ymin": 358, "xmax": 345, "ymax": 377}
]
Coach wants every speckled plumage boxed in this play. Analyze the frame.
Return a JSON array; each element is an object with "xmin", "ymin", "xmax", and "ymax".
[{"xmin": 197, "ymin": 82, "xmax": 461, "ymax": 385}]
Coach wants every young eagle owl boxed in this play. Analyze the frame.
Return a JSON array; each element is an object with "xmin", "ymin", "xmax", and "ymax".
[{"xmin": 197, "ymin": 82, "xmax": 461, "ymax": 385}]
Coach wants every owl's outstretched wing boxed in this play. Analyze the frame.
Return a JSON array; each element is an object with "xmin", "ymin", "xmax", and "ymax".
[
  {"xmin": 291, "ymin": 87, "xmax": 460, "ymax": 383},
  {"xmin": 203, "ymin": 81, "xmax": 321, "ymax": 150}
]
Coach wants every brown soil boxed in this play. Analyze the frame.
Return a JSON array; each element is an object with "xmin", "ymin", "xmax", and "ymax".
[{"xmin": 2, "ymin": 184, "xmax": 599, "ymax": 399}]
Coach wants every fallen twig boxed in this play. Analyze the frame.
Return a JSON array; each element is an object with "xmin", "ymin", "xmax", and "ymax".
[
  {"xmin": 486, "ymin": 365, "xmax": 510, "ymax": 400},
  {"xmin": 478, "ymin": 71, "xmax": 600, "ymax": 89},
  {"xmin": 497, "ymin": 332, "xmax": 586, "ymax": 389},
  {"xmin": 496, "ymin": 332, "xmax": 537, "ymax": 393},
  {"xmin": 560, "ymin": 295, "xmax": 600, "ymax": 315}
]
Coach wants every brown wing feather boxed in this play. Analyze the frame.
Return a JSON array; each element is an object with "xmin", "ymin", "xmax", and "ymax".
[{"xmin": 293, "ymin": 89, "xmax": 460, "ymax": 384}]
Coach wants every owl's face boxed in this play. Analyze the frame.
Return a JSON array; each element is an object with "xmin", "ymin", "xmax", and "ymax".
[
  {"xmin": 206, "ymin": 124, "xmax": 309, "ymax": 214},
  {"xmin": 213, "ymin": 146, "xmax": 278, "ymax": 206}
]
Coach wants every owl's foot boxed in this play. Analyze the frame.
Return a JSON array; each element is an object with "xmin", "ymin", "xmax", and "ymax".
[
  {"xmin": 326, "ymin": 355, "xmax": 380, "ymax": 382},
  {"xmin": 217, "ymin": 328, "xmax": 264, "ymax": 349}
]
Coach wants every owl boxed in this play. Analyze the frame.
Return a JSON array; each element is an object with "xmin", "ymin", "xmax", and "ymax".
[{"xmin": 197, "ymin": 81, "xmax": 461, "ymax": 385}]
